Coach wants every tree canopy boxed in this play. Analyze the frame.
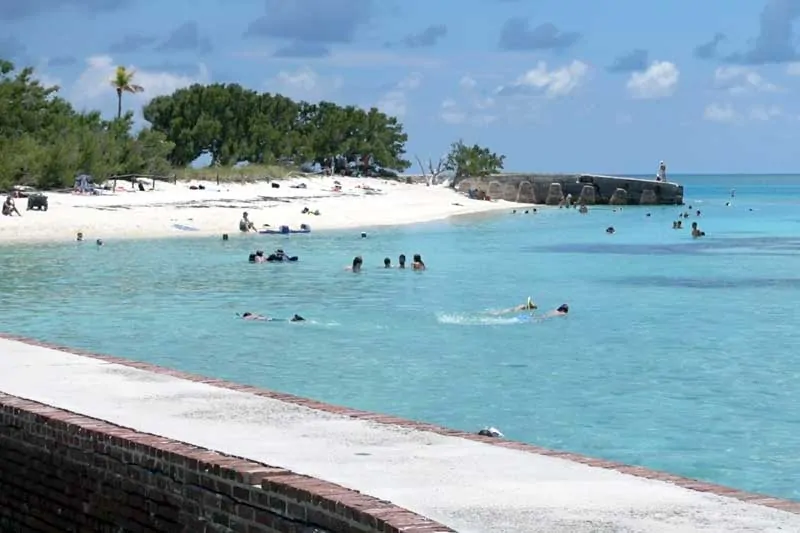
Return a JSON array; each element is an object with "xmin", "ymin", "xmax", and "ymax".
[
  {"xmin": 143, "ymin": 84, "xmax": 412, "ymax": 174},
  {"xmin": 444, "ymin": 139, "xmax": 505, "ymax": 186},
  {"xmin": 0, "ymin": 57, "xmax": 414, "ymax": 191},
  {"xmin": 0, "ymin": 59, "xmax": 173, "ymax": 191}
]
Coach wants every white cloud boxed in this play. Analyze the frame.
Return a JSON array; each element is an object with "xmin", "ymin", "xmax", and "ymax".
[
  {"xmin": 615, "ymin": 113, "xmax": 632, "ymax": 125},
  {"xmin": 786, "ymin": 63, "xmax": 800, "ymax": 76},
  {"xmin": 438, "ymin": 76, "xmax": 497, "ymax": 126},
  {"xmin": 703, "ymin": 103, "xmax": 736, "ymax": 122},
  {"xmin": 713, "ymin": 66, "xmax": 780, "ymax": 94},
  {"xmin": 440, "ymin": 99, "xmax": 466, "ymax": 124},
  {"xmin": 459, "ymin": 75, "xmax": 477, "ymax": 89},
  {"xmin": 749, "ymin": 105, "xmax": 781, "ymax": 121},
  {"xmin": 703, "ymin": 103, "xmax": 782, "ymax": 123},
  {"xmin": 376, "ymin": 72, "xmax": 422, "ymax": 117},
  {"xmin": 498, "ymin": 60, "xmax": 589, "ymax": 98},
  {"xmin": 266, "ymin": 66, "xmax": 343, "ymax": 102},
  {"xmin": 626, "ymin": 61, "xmax": 679, "ymax": 99},
  {"xmin": 69, "ymin": 55, "xmax": 210, "ymax": 116}
]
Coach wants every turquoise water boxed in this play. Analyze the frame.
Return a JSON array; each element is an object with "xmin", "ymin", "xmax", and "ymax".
[{"xmin": 1, "ymin": 174, "xmax": 800, "ymax": 500}]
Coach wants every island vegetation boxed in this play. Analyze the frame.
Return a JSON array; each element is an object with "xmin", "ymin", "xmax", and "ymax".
[{"xmin": 0, "ymin": 58, "xmax": 506, "ymax": 192}]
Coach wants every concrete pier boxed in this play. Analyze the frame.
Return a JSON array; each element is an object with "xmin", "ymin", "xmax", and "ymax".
[
  {"xmin": 1, "ymin": 335, "xmax": 798, "ymax": 532},
  {"xmin": 457, "ymin": 173, "xmax": 684, "ymax": 206}
]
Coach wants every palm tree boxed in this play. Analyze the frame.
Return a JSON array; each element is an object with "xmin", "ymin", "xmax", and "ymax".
[{"xmin": 110, "ymin": 66, "xmax": 143, "ymax": 119}]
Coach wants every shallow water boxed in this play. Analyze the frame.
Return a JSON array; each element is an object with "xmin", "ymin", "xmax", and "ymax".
[{"xmin": 1, "ymin": 174, "xmax": 799, "ymax": 500}]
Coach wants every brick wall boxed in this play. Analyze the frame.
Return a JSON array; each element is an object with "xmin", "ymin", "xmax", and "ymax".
[{"xmin": 0, "ymin": 393, "xmax": 454, "ymax": 533}]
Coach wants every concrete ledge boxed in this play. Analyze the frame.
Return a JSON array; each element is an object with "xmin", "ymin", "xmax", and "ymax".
[
  {"xmin": 0, "ymin": 392, "xmax": 451, "ymax": 533},
  {"xmin": 1, "ymin": 333, "xmax": 799, "ymax": 532}
]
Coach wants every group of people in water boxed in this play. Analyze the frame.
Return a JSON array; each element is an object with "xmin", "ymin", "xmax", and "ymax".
[
  {"xmin": 596, "ymin": 206, "xmax": 706, "ymax": 238},
  {"xmin": 248, "ymin": 248, "xmax": 298, "ymax": 263},
  {"xmin": 348, "ymin": 253, "xmax": 426, "ymax": 272}
]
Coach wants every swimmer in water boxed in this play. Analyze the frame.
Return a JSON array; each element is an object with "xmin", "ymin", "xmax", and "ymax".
[
  {"xmin": 492, "ymin": 296, "xmax": 538, "ymax": 315},
  {"xmin": 539, "ymin": 304, "xmax": 569, "ymax": 319},
  {"xmin": 240, "ymin": 312, "xmax": 269, "ymax": 321},
  {"xmin": 239, "ymin": 312, "xmax": 306, "ymax": 322}
]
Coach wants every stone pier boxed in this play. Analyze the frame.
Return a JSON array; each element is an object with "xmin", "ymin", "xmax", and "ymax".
[{"xmin": 457, "ymin": 173, "xmax": 684, "ymax": 206}]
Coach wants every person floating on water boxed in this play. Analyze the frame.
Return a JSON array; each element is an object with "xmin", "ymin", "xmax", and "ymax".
[{"xmin": 239, "ymin": 312, "xmax": 305, "ymax": 322}]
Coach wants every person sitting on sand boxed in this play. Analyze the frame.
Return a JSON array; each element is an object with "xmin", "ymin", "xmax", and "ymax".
[
  {"xmin": 412, "ymin": 254, "xmax": 426, "ymax": 270},
  {"xmin": 2, "ymin": 195, "xmax": 21, "ymax": 216},
  {"xmin": 239, "ymin": 212, "xmax": 256, "ymax": 232}
]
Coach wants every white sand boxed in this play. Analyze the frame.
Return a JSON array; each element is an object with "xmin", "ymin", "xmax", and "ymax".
[{"xmin": 0, "ymin": 176, "xmax": 515, "ymax": 244}]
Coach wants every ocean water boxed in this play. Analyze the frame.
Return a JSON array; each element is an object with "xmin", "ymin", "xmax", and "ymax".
[{"xmin": 1, "ymin": 174, "xmax": 800, "ymax": 500}]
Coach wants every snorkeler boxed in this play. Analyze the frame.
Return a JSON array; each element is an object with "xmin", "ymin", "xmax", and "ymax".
[
  {"xmin": 538, "ymin": 304, "xmax": 569, "ymax": 319},
  {"xmin": 492, "ymin": 296, "xmax": 538, "ymax": 315},
  {"xmin": 239, "ymin": 312, "xmax": 305, "ymax": 322}
]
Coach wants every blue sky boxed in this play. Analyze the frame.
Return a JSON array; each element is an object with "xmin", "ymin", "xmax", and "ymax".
[{"xmin": 2, "ymin": 0, "xmax": 800, "ymax": 173}]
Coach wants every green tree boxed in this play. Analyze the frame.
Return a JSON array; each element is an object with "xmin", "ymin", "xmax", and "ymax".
[
  {"xmin": 111, "ymin": 66, "xmax": 144, "ymax": 119},
  {"xmin": 142, "ymin": 83, "xmax": 411, "ymax": 173},
  {"xmin": 444, "ymin": 139, "xmax": 505, "ymax": 187},
  {"xmin": 0, "ymin": 58, "xmax": 172, "ymax": 190}
]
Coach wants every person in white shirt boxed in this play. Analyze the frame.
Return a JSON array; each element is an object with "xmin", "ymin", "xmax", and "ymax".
[{"xmin": 657, "ymin": 160, "xmax": 667, "ymax": 182}]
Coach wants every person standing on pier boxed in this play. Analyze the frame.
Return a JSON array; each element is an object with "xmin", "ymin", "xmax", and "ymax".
[{"xmin": 657, "ymin": 160, "xmax": 667, "ymax": 182}]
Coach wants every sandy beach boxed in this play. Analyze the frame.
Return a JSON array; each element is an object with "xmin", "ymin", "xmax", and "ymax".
[{"xmin": 0, "ymin": 176, "xmax": 515, "ymax": 244}]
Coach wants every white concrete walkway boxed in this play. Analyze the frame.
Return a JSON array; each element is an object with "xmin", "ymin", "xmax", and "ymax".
[{"xmin": 0, "ymin": 337, "xmax": 798, "ymax": 533}]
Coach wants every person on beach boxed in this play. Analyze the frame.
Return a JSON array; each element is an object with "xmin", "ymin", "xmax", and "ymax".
[
  {"xmin": 2, "ymin": 195, "xmax": 21, "ymax": 216},
  {"xmin": 412, "ymin": 254, "xmax": 425, "ymax": 270},
  {"xmin": 239, "ymin": 212, "xmax": 256, "ymax": 232},
  {"xmin": 398, "ymin": 254, "xmax": 406, "ymax": 269}
]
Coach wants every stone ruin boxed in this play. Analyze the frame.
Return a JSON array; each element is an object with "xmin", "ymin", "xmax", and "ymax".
[
  {"xmin": 639, "ymin": 189, "xmax": 658, "ymax": 205},
  {"xmin": 516, "ymin": 181, "xmax": 536, "ymax": 203},
  {"xmin": 609, "ymin": 188, "xmax": 628, "ymax": 205},
  {"xmin": 578, "ymin": 184, "xmax": 596, "ymax": 205},
  {"xmin": 545, "ymin": 183, "xmax": 564, "ymax": 205}
]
